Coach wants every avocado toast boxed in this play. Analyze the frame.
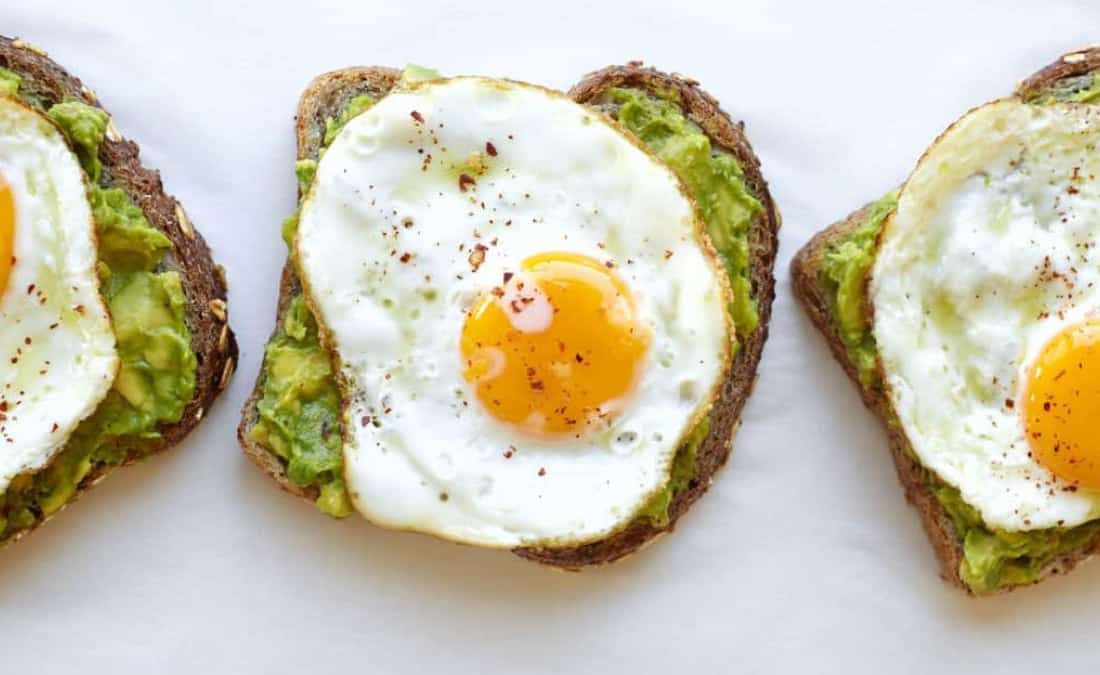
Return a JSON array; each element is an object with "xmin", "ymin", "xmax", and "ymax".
[
  {"xmin": 239, "ymin": 63, "xmax": 779, "ymax": 567},
  {"xmin": 791, "ymin": 46, "xmax": 1100, "ymax": 595},
  {"xmin": 0, "ymin": 36, "xmax": 237, "ymax": 548}
]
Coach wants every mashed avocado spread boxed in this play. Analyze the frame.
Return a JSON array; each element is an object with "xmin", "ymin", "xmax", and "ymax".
[
  {"xmin": 253, "ymin": 70, "xmax": 761, "ymax": 525},
  {"xmin": 0, "ymin": 70, "xmax": 196, "ymax": 541},
  {"xmin": 820, "ymin": 192, "xmax": 1100, "ymax": 594}
]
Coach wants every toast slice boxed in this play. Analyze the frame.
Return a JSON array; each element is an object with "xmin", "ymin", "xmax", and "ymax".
[
  {"xmin": 0, "ymin": 36, "xmax": 237, "ymax": 547},
  {"xmin": 239, "ymin": 63, "xmax": 779, "ymax": 568},
  {"xmin": 791, "ymin": 46, "xmax": 1100, "ymax": 594}
]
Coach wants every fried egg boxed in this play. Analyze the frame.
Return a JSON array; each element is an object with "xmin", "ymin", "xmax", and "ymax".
[
  {"xmin": 295, "ymin": 77, "xmax": 733, "ymax": 547},
  {"xmin": 872, "ymin": 99, "xmax": 1100, "ymax": 531},
  {"xmin": 0, "ymin": 96, "xmax": 118, "ymax": 492}
]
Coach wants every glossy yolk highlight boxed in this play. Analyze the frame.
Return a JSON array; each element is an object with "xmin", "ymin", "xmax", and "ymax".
[
  {"xmin": 1024, "ymin": 321, "xmax": 1100, "ymax": 490},
  {"xmin": 0, "ymin": 170, "xmax": 12, "ymax": 299},
  {"xmin": 460, "ymin": 252, "xmax": 651, "ymax": 437}
]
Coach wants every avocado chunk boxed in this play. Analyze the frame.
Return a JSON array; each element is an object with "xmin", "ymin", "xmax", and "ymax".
[
  {"xmin": 0, "ymin": 67, "xmax": 21, "ymax": 96},
  {"xmin": 250, "ymin": 297, "xmax": 349, "ymax": 517},
  {"xmin": 819, "ymin": 192, "xmax": 896, "ymax": 390}
]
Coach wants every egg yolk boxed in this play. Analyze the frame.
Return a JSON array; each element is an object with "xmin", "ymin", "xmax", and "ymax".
[
  {"xmin": 460, "ymin": 252, "xmax": 651, "ymax": 437},
  {"xmin": 1024, "ymin": 321, "xmax": 1100, "ymax": 490},
  {"xmin": 0, "ymin": 170, "xmax": 13, "ymax": 298}
]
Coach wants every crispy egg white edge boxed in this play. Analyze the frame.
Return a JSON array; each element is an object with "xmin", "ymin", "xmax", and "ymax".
[
  {"xmin": 870, "ymin": 98, "xmax": 1100, "ymax": 531},
  {"xmin": 294, "ymin": 76, "xmax": 734, "ymax": 548},
  {"xmin": 0, "ymin": 95, "xmax": 119, "ymax": 493}
]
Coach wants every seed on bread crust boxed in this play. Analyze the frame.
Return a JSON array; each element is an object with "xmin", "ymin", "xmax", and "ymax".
[
  {"xmin": 175, "ymin": 202, "xmax": 195, "ymax": 240},
  {"xmin": 105, "ymin": 120, "xmax": 122, "ymax": 143},
  {"xmin": 218, "ymin": 324, "xmax": 230, "ymax": 352},
  {"xmin": 220, "ymin": 358, "xmax": 235, "ymax": 392},
  {"xmin": 208, "ymin": 298, "xmax": 227, "ymax": 322},
  {"xmin": 11, "ymin": 39, "xmax": 47, "ymax": 56}
]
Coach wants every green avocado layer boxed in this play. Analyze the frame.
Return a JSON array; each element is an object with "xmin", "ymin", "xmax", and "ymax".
[
  {"xmin": 249, "ymin": 93, "xmax": 378, "ymax": 517},
  {"xmin": 0, "ymin": 69, "xmax": 196, "ymax": 541},
  {"xmin": 820, "ymin": 192, "xmax": 1100, "ymax": 594},
  {"xmin": 610, "ymin": 88, "xmax": 761, "ymax": 524},
  {"xmin": 250, "ymin": 296, "xmax": 350, "ymax": 517},
  {"xmin": 609, "ymin": 87, "xmax": 763, "ymax": 353},
  {"xmin": 252, "ymin": 75, "xmax": 761, "ymax": 525}
]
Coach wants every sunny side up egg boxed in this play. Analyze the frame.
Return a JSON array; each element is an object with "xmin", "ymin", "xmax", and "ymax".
[
  {"xmin": 872, "ymin": 99, "xmax": 1100, "ymax": 531},
  {"xmin": 295, "ymin": 77, "xmax": 733, "ymax": 547},
  {"xmin": 0, "ymin": 96, "xmax": 118, "ymax": 492}
]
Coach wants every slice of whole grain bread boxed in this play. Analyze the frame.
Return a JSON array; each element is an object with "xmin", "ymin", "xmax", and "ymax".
[
  {"xmin": 239, "ymin": 64, "xmax": 778, "ymax": 568},
  {"xmin": 0, "ymin": 36, "xmax": 238, "ymax": 548},
  {"xmin": 790, "ymin": 46, "xmax": 1100, "ymax": 594}
]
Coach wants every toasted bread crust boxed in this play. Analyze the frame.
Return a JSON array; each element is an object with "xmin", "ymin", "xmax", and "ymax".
[
  {"xmin": 0, "ymin": 36, "xmax": 237, "ymax": 547},
  {"xmin": 239, "ymin": 64, "xmax": 779, "ymax": 568},
  {"xmin": 790, "ymin": 48, "xmax": 1100, "ymax": 594}
]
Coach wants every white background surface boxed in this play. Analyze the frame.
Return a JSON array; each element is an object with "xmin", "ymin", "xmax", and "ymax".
[{"xmin": 4, "ymin": 1, "xmax": 1100, "ymax": 672}]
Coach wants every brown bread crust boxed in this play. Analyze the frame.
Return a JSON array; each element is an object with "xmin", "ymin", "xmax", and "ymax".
[
  {"xmin": 790, "ymin": 46, "xmax": 1100, "ymax": 594},
  {"xmin": 239, "ymin": 64, "xmax": 779, "ymax": 568},
  {"xmin": 0, "ymin": 36, "xmax": 238, "ymax": 547}
]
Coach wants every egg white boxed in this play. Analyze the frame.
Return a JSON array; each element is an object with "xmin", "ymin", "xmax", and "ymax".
[
  {"xmin": 872, "ymin": 99, "xmax": 1100, "ymax": 531},
  {"xmin": 0, "ymin": 97, "xmax": 118, "ymax": 492},
  {"xmin": 295, "ymin": 77, "xmax": 732, "ymax": 547}
]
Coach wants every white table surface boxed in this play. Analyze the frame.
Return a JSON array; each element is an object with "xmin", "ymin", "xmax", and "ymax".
[{"xmin": 5, "ymin": 1, "xmax": 1100, "ymax": 672}]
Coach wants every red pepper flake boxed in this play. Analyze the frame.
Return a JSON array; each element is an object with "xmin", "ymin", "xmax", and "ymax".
[
  {"xmin": 503, "ymin": 271, "xmax": 514, "ymax": 284},
  {"xmin": 490, "ymin": 286, "xmax": 505, "ymax": 298},
  {"xmin": 399, "ymin": 252, "xmax": 413, "ymax": 264},
  {"xmin": 485, "ymin": 141, "xmax": 498, "ymax": 156},
  {"xmin": 458, "ymin": 174, "xmax": 477, "ymax": 192},
  {"xmin": 537, "ymin": 467, "xmax": 546, "ymax": 476},
  {"xmin": 468, "ymin": 243, "xmax": 488, "ymax": 272},
  {"xmin": 504, "ymin": 446, "xmax": 515, "ymax": 459},
  {"xmin": 51, "ymin": 422, "xmax": 58, "ymax": 433},
  {"xmin": 1005, "ymin": 398, "xmax": 1015, "ymax": 409},
  {"xmin": 530, "ymin": 380, "xmax": 544, "ymax": 391},
  {"xmin": 410, "ymin": 110, "xmax": 424, "ymax": 123},
  {"xmin": 664, "ymin": 250, "xmax": 674, "ymax": 259}
]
